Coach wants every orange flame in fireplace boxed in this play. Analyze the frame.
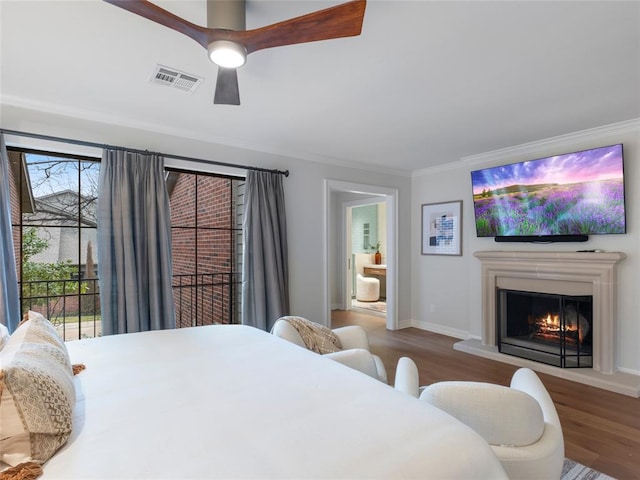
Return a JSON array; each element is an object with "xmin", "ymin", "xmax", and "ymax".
[
  {"xmin": 535, "ymin": 312, "xmax": 586, "ymax": 343},
  {"xmin": 542, "ymin": 314, "xmax": 560, "ymax": 328}
]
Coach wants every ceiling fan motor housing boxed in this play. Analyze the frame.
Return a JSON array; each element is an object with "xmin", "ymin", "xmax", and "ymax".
[
  {"xmin": 207, "ymin": 0, "xmax": 247, "ymax": 69},
  {"xmin": 208, "ymin": 0, "xmax": 246, "ymax": 30}
]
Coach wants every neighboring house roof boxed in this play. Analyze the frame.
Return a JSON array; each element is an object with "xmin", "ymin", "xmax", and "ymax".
[
  {"xmin": 25, "ymin": 190, "xmax": 97, "ymax": 228},
  {"xmin": 24, "ymin": 190, "xmax": 98, "ymax": 266}
]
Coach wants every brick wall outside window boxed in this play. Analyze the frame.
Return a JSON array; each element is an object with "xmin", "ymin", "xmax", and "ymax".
[{"xmin": 169, "ymin": 171, "xmax": 243, "ymax": 327}]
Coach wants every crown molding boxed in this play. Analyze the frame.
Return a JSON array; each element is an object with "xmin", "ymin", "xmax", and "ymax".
[
  {"xmin": 461, "ymin": 118, "xmax": 640, "ymax": 167},
  {"xmin": 0, "ymin": 95, "xmax": 412, "ymax": 178},
  {"xmin": 412, "ymin": 118, "xmax": 640, "ymax": 178}
]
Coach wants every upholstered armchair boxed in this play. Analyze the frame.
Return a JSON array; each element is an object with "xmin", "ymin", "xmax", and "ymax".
[
  {"xmin": 420, "ymin": 368, "xmax": 564, "ymax": 480},
  {"xmin": 393, "ymin": 356, "xmax": 424, "ymax": 397},
  {"xmin": 271, "ymin": 317, "xmax": 388, "ymax": 383}
]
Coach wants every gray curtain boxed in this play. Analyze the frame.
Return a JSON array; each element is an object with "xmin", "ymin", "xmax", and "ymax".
[
  {"xmin": 242, "ymin": 170, "xmax": 289, "ymax": 331},
  {"xmin": 97, "ymin": 149, "xmax": 175, "ymax": 335},
  {"xmin": 0, "ymin": 135, "xmax": 21, "ymax": 332}
]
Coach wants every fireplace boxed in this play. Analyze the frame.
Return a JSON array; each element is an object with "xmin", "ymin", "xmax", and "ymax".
[
  {"xmin": 497, "ymin": 289, "xmax": 593, "ymax": 368},
  {"xmin": 473, "ymin": 251, "xmax": 625, "ymax": 374},
  {"xmin": 455, "ymin": 251, "xmax": 639, "ymax": 396}
]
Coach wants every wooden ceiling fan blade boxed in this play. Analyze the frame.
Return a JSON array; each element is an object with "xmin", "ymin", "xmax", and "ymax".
[
  {"xmin": 214, "ymin": 68, "xmax": 241, "ymax": 105},
  {"xmin": 224, "ymin": 0, "xmax": 366, "ymax": 54},
  {"xmin": 103, "ymin": 0, "xmax": 210, "ymax": 48}
]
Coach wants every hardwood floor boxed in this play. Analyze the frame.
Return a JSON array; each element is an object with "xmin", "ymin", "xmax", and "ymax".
[{"xmin": 332, "ymin": 310, "xmax": 640, "ymax": 479}]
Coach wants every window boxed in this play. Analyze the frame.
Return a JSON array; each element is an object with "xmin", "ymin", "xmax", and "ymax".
[
  {"xmin": 167, "ymin": 170, "xmax": 244, "ymax": 327},
  {"xmin": 8, "ymin": 148, "xmax": 245, "ymax": 339},
  {"xmin": 9, "ymin": 148, "xmax": 100, "ymax": 340}
]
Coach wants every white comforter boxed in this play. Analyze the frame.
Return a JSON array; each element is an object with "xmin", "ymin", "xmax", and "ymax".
[{"xmin": 42, "ymin": 325, "xmax": 506, "ymax": 479}]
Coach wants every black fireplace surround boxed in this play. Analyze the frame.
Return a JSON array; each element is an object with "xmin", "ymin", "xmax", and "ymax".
[{"xmin": 497, "ymin": 289, "xmax": 593, "ymax": 368}]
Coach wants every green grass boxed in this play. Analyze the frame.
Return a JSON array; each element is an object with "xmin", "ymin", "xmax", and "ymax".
[{"xmin": 52, "ymin": 314, "xmax": 101, "ymax": 324}]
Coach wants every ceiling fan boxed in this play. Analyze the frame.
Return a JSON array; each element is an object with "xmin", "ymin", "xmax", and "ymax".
[{"xmin": 103, "ymin": 0, "xmax": 367, "ymax": 105}]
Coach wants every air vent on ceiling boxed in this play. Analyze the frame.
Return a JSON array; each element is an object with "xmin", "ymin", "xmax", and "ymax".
[{"xmin": 148, "ymin": 64, "xmax": 203, "ymax": 93}]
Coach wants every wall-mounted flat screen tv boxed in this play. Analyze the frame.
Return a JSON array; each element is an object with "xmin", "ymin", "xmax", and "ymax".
[{"xmin": 470, "ymin": 144, "xmax": 626, "ymax": 241}]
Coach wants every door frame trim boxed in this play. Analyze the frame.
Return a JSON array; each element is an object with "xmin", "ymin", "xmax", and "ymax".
[{"xmin": 324, "ymin": 179, "xmax": 398, "ymax": 330}]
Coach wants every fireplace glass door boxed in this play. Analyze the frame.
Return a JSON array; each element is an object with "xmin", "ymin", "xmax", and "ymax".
[{"xmin": 497, "ymin": 289, "xmax": 593, "ymax": 368}]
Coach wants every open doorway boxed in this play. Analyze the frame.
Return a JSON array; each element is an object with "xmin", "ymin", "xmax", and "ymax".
[
  {"xmin": 324, "ymin": 180, "xmax": 397, "ymax": 331},
  {"xmin": 348, "ymin": 201, "xmax": 387, "ymax": 317}
]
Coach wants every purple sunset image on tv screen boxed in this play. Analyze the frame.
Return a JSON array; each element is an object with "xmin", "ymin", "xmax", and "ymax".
[{"xmin": 470, "ymin": 144, "xmax": 626, "ymax": 237}]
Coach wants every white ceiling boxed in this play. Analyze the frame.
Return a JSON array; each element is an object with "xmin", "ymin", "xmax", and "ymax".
[{"xmin": 1, "ymin": 0, "xmax": 639, "ymax": 175}]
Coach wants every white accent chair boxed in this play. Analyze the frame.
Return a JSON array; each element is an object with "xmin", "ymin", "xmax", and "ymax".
[
  {"xmin": 356, "ymin": 273, "xmax": 380, "ymax": 302},
  {"xmin": 420, "ymin": 368, "xmax": 564, "ymax": 480},
  {"xmin": 271, "ymin": 318, "xmax": 388, "ymax": 383},
  {"xmin": 393, "ymin": 356, "xmax": 425, "ymax": 397}
]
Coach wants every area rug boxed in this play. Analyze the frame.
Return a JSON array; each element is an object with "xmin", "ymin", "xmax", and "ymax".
[
  {"xmin": 562, "ymin": 459, "xmax": 616, "ymax": 480},
  {"xmin": 351, "ymin": 299, "xmax": 386, "ymax": 314}
]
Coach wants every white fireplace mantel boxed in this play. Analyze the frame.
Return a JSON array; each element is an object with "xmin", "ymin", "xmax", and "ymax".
[
  {"xmin": 474, "ymin": 250, "xmax": 625, "ymax": 374},
  {"xmin": 453, "ymin": 250, "xmax": 640, "ymax": 397},
  {"xmin": 453, "ymin": 251, "xmax": 640, "ymax": 398}
]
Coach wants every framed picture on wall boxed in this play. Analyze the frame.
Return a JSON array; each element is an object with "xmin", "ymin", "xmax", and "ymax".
[{"xmin": 421, "ymin": 200, "xmax": 462, "ymax": 256}]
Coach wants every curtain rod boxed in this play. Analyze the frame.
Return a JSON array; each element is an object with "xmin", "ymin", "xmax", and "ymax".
[{"xmin": 0, "ymin": 128, "xmax": 289, "ymax": 177}]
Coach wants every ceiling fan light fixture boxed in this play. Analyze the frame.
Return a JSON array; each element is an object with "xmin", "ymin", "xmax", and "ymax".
[{"xmin": 208, "ymin": 40, "xmax": 246, "ymax": 68}]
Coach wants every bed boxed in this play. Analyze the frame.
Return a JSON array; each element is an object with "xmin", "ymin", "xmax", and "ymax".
[{"xmin": 3, "ymin": 321, "xmax": 507, "ymax": 479}]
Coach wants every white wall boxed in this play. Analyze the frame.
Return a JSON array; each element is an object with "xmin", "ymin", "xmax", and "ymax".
[
  {"xmin": 411, "ymin": 119, "xmax": 640, "ymax": 375},
  {"xmin": 1, "ymin": 104, "xmax": 412, "ymax": 330}
]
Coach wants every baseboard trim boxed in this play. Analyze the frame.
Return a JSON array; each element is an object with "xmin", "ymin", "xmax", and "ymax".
[
  {"xmin": 404, "ymin": 319, "xmax": 469, "ymax": 340},
  {"xmin": 398, "ymin": 319, "xmax": 413, "ymax": 329}
]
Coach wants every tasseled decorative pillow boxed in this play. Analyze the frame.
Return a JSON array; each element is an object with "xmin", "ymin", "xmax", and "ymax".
[{"xmin": 0, "ymin": 312, "xmax": 75, "ymax": 473}]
